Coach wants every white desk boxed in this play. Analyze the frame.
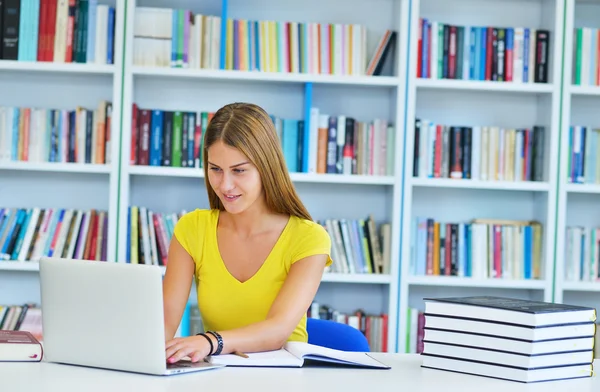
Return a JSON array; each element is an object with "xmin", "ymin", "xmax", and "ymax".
[{"xmin": 1, "ymin": 354, "xmax": 598, "ymax": 392}]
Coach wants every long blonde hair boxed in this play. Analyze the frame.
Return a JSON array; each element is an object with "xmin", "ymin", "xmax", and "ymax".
[{"xmin": 203, "ymin": 102, "xmax": 312, "ymax": 221}]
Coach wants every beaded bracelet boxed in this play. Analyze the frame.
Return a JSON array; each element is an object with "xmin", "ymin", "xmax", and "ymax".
[
  {"xmin": 206, "ymin": 331, "xmax": 223, "ymax": 355},
  {"xmin": 196, "ymin": 333, "xmax": 214, "ymax": 355}
]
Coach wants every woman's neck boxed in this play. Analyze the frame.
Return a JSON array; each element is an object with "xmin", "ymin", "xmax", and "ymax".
[{"xmin": 219, "ymin": 202, "xmax": 285, "ymax": 239}]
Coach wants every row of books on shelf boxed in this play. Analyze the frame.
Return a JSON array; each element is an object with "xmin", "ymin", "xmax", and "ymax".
[
  {"xmin": 565, "ymin": 226, "xmax": 600, "ymax": 283},
  {"xmin": 0, "ymin": 102, "xmax": 113, "ymax": 164},
  {"xmin": 0, "ymin": 207, "xmax": 107, "ymax": 263},
  {"xmin": 573, "ymin": 27, "xmax": 600, "ymax": 86},
  {"xmin": 132, "ymin": 6, "xmax": 395, "ymax": 77},
  {"xmin": 126, "ymin": 205, "xmax": 391, "ymax": 275},
  {"xmin": 0, "ymin": 0, "xmax": 115, "ymax": 64},
  {"xmin": 410, "ymin": 217, "xmax": 543, "ymax": 280},
  {"xmin": 412, "ymin": 119, "xmax": 545, "ymax": 182},
  {"xmin": 567, "ymin": 126, "xmax": 600, "ymax": 185},
  {"xmin": 417, "ymin": 19, "xmax": 550, "ymax": 83},
  {"xmin": 126, "ymin": 206, "xmax": 183, "ymax": 266},
  {"xmin": 308, "ymin": 301, "xmax": 388, "ymax": 352},
  {"xmin": 320, "ymin": 216, "xmax": 390, "ymax": 275},
  {"xmin": 131, "ymin": 104, "xmax": 395, "ymax": 177},
  {"xmin": 0, "ymin": 303, "xmax": 42, "ymax": 342}
]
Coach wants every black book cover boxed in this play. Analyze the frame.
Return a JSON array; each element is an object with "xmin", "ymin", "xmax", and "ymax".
[
  {"xmin": 1, "ymin": 0, "xmax": 19, "ymax": 60},
  {"xmin": 535, "ymin": 30, "xmax": 550, "ymax": 83},
  {"xmin": 425, "ymin": 296, "xmax": 596, "ymax": 314},
  {"xmin": 181, "ymin": 112, "xmax": 188, "ymax": 167},
  {"xmin": 162, "ymin": 111, "xmax": 173, "ymax": 167}
]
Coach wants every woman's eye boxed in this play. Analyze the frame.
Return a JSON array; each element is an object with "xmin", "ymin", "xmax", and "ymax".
[
  {"xmin": 234, "ymin": 169, "xmax": 245, "ymax": 173},
  {"xmin": 209, "ymin": 167, "xmax": 221, "ymax": 172}
]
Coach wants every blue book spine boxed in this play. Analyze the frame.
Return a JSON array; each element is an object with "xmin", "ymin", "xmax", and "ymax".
[
  {"xmin": 1, "ymin": 209, "xmax": 23, "ymax": 256},
  {"xmin": 17, "ymin": 0, "xmax": 29, "ymax": 61},
  {"xmin": 107, "ymin": 7, "xmax": 115, "ymax": 64},
  {"xmin": 219, "ymin": 0, "xmax": 228, "ymax": 69},
  {"xmin": 254, "ymin": 21, "xmax": 260, "ymax": 71},
  {"xmin": 302, "ymin": 83, "xmax": 312, "ymax": 172},
  {"xmin": 187, "ymin": 113, "xmax": 194, "ymax": 167},
  {"xmin": 523, "ymin": 28, "xmax": 530, "ymax": 82},
  {"xmin": 480, "ymin": 27, "xmax": 487, "ymax": 80},
  {"xmin": 283, "ymin": 119, "xmax": 298, "ymax": 172},
  {"xmin": 11, "ymin": 209, "xmax": 32, "ymax": 260},
  {"xmin": 524, "ymin": 226, "xmax": 532, "ymax": 279},
  {"xmin": 30, "ymin": 0, "xmax": 40, "ymax": 61},
  {"xmin": 150, "ymin": 110, "xmax": 163, "ymax": 166},
  {"xmin": 473, "ymin": 27, "xmax": 480, "ymax": 80}
]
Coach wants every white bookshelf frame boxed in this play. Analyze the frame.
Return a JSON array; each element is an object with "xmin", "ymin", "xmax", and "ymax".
[
  {"xmin": 396, "ymin": 0, "xmax": 565, "ymax": 353},
  {"xmin": 554, "ymin": 0, "xmax": 600, "ymax": 305}
]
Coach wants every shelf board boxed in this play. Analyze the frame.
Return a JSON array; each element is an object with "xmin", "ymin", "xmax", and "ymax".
[
  {"xmin": 565, "ymin": 183, "xmax": 600, "ymax": 194},
  {"xmin": 0, "ymin": 261, "xmax": 39, "ymax": 272},
  {"xmin": 561, "ymin": 281, "xmax": 600, "ymax": 292},
  {"xmin": 128, "ymin": 165, "xmax": 204, "ymax": 178},
  {"xmin": 0, "ymin": 161, "xmax": 111, "ymax": 174},
  {"xmin": 410, "ymin": 177, "xmax": 550, "ymax": 192},
  {"xmin": 569, "ymin": 85, "xmax": 600, "ymax": 96},
  {"xmin": 321, "ymin": 273, "xmax": 392, "ymax": 284},
  {"xmin": 132, "ymin": 66, "xmax": 400, "ymax": 87},
  {"xmin": 415, "ymin": 78, "xmax": 554, "ymax": 93},
  {"xmin": 0, "ymin": 60, "xmax": 114, "ymax": 74},
  {"xmin": 0, "ymin": 261, "xmax": 391, "ymax": 285},
  {"xmin": 407, "ymin": 275, "xmax": 546, "ymax": 289},
  {"xmin": 128, "ymin": 165, "xmax": 395, "ymax": 185}
]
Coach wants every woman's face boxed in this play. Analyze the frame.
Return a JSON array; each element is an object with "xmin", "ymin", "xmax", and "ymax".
[{"xmin": 207, "ymin": 140, "xmax": 264, "ymax": 215}]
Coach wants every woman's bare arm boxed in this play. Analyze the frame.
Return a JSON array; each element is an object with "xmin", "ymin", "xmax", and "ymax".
[{"xmin": 162, "ymin": 237, "xmax": 195, "ymax": 340}]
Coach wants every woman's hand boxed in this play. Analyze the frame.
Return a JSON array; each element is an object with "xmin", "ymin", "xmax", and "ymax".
[{"xmin": 165, "ymin": 335, "xmax": 212, "ymax": 363}]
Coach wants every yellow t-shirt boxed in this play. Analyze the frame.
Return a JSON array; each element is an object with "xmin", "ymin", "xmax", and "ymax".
[{"xmin": 173, "ymin": 209, "xmax": 332, "ymax": 342}]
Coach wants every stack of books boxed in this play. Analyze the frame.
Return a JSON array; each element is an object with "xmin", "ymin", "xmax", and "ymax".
[{"xmin": 420, "ymin": 296, "xmax": 597, "ymax": 383}]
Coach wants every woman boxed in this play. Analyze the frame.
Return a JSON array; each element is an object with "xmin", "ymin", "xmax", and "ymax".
[{"xmin": 163, "ymin": 102, "xmax": 332, "ymax": 364}]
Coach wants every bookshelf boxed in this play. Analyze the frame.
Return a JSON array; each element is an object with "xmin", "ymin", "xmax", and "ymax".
[
  {"xmin": 115, "ymin": 0, "xmax": 407, "ymax": 351},
  {"xmin": 0, "ymin": 0, "xmax": 125, "ymax": 306},
  {"xmin": 6, "ymin": 0, "xmax": 599, "ymax": 355},
  {"xmin": 397, "ymin": 0, "xmax": 564, "ymax": 353},
  {"xmin": 554, "ymin": 0, "xmax": 600, "ymax": 311}
]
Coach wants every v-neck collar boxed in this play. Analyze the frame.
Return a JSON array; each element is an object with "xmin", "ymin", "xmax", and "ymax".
[{"xmin": 212, "ymin": 209, "xmax": 292, "ymax": 285}]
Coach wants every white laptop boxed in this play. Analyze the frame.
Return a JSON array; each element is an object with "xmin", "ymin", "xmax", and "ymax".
[{"xmin": 38, "ymin": 256, "xmax": 224, "ymax": 376}]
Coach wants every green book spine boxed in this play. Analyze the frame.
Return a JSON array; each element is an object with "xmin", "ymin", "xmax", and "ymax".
[
  {"xmin": 172, "ymin": 112, "xmax": 183, "ymax": 167},
  {"xmin": 575, "ymin": 28, "xmax": 582, "ymax": 85}
]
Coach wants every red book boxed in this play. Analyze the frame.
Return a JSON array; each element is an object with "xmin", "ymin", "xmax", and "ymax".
[{"xmin": 0, "ymin": 331, "xmax": 43, "ymax": 362}]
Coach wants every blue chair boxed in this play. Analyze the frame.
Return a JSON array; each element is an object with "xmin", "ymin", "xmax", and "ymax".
[{"xmin": 306, "ymin": 318, "xmax": 370, "ymax": 352}]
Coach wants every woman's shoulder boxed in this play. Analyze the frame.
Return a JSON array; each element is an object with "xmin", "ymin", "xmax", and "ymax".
[
  {"xmin": 288, "ymin": 216, "xmax": 330, "ymax": 242},
  {"xmin": 179, "ymin": 208, "xmax": 218, "ymax": 222},
  {"xmin": 174, "ymin": 208, "xmax": 218, "ymax": 234}
]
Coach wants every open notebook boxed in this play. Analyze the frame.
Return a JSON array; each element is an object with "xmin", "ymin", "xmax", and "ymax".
[{"xmin": 205, "ymin": 342, "xmax": 390, "ymax": 369}]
